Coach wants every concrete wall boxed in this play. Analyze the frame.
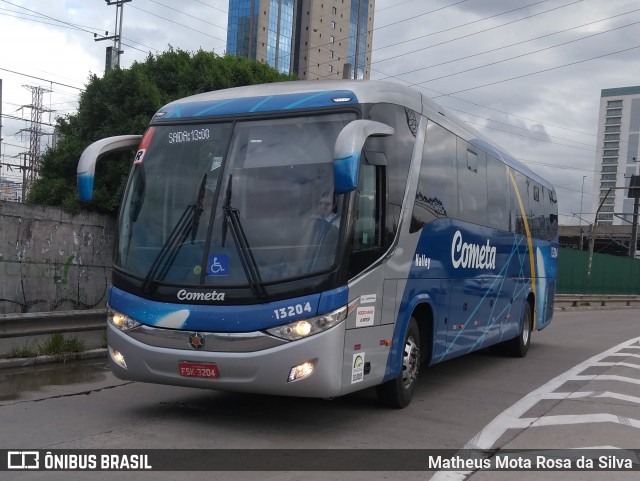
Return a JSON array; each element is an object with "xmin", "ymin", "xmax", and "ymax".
[{"xmin": 0, "ymin": 201, "xmax": 115, "ymax": 314}]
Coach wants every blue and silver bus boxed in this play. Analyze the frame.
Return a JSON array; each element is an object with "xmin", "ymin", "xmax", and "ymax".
[{"xmin": 77, "ymin": 80, "xmax": 558, "ymax": 408}]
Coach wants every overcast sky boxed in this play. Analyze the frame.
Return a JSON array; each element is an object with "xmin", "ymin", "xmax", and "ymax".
[{"xmin": 1, "ymin": 0, "xmax": 640, "ymax": 224}]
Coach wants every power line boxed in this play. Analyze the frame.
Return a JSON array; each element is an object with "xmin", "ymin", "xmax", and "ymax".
[
  {"xmin": 144, "ymin": 0, "xmax": 227, "ymax": 32},
  {"xmin": 301, "ymin": 0, "xmax": 473, "ymax": 77},
  {"xmin": 460, "ymin": 117, "xmax": 596, "ymax": 153},
  {"xmin": 309, "ymin": 0, "xmax": 481, "ymax": 74},
  {"xmin": 370, "ymin": 14, "xmax": 601, "ymax": 139},
  {"xmin": 377, "ymin": 7, "xmax": 640, "ymax": 82},
  {"xmin": 377, "ymin": 0, "xmax": 433, "ymax": 13},
  {"xmin": 193, "ymin": 0, "xmax": 227, "ymax": 15},
  {"xmin": 2, "ymin": 142, "xmax": 29, "ymax": 150},
  {"xmin": 417, "ymin": 85, "xmax": 594, "ymax": 137},
  {"xmin": 370, "ymin": 0, "xmax": 582, "ymax": 67},
  {"xmin": 0, "ymin": 0, "xmax": 114, "ymax": 41},
  {"xmin": 1, "ymin": 113, "xmax": 56, "ymax": 128},
  {"xmin": 429, "ymin": 43, "xmax": 640, "ymax": 98},
  {"xmin": 441, "ymin": 105, "xmax": 596, "ymax": 148},
  {"xmin": 378, "ymin": 69, "xmax": 595, "ymax": 140},
  {"xmin": 519, "ymin": 158, "xmax": 595, "ymax": 173},
  {"xmin": 373, "ymin": 0, "xmax": 473, "ymax": 32},
  {"xmin": 129, "ymin": 4, "xmax": 227, "ymax": 47},
  {"xmin": 556, "ymin": 184, "xmax": 596, "ymax": 196},
  {"xmin": 1, "ymin": 3, "xmax": 159, "ymax": 55},
  {"xmin": 409, "ymin": 19, "xmax": 640, "ymax": 87},
  {"xmin": 374, "ymin": 0, "xmax": 555, "ymax": 54},
  {"xmin": 314, "ymin": 0, "xmax": 580, "ymax": 79},
  {"xmin": 0, "ymin": 6, "xmax": 105, "ymax": 34},
  {"xmin": 317, "ymin": 0, "xmax": 569, "ymax": 75},
  {"xmin": 0, "ymin": 67, "xmax": 83, "ymax": 90}
]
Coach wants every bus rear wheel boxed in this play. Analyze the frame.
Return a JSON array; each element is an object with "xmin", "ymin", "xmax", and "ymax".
[
  {"xmin": 376, "ymin": 318, "xmax": 421, "ymax": 409},
  {"xmin": 507, "ymin": 304, "xmax": 532, "ymax": 357}
]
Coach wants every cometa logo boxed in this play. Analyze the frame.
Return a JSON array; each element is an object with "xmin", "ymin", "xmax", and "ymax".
[
  {"xmin": 177, "ymin": 289, "xmax": 225, "ymax": 301},
  {"xmin": 451, "ymin": 230, "xmax": 497, "ymax": 270}
]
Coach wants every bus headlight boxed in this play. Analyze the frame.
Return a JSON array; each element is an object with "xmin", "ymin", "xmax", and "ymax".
[
  {"xmin": 107, "ymin": 306, "xmax": 142, "ymax": 332},
  {"xmin": 266, "ymin": 306, "xmax": 347, "ymax": 341}
]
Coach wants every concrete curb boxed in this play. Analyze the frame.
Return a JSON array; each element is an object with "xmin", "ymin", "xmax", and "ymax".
[{"xmin": 0, "ymin": 348, "xmax": 107, "ymax": 369}]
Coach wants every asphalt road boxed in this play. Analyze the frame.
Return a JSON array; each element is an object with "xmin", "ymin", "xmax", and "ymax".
[{"xmin": 0, "ymin": 308, "xmax": 639, "ymax": 481}]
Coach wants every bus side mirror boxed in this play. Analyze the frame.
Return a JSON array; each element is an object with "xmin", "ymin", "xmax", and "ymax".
[
  {"xmin": 333, "ymin": 120, "xmax": 394, "ymax": 193},
  {"xmin": 77, "ymin": 135, "xmax": 142, "ymax": 202}
]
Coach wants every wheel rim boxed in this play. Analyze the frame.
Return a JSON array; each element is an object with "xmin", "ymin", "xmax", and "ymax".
[
  {"xmin": 402, "ymin": 335, "xmax": 420, "ymax": 389},
  {"xmin": 522, "ymin": 311, "xmax": 531, "ymax": 346}
]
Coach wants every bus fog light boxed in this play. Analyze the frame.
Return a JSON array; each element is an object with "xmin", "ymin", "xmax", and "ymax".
[
  {"xmin": 288, "ymin": 361, "xmax": 315, "ymax": 382},
  {"xmin": 110, "ymin": 348, "xmax": 127, "ymax": 368}
]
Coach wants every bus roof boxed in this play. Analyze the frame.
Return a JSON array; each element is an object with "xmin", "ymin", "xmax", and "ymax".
[{"xmin": 157, "ymin": 80, "xmax": 554, "ymax": 192}]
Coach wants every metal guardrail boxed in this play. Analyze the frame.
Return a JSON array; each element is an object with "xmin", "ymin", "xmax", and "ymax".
[
  {"xmin": 554, "ymin": 295, "xmax": 640, "ymax": 308},
  {"xmin": 1, "ymin": 296, "xmax": 639, "ymax": 339},
  {"xmin": 0, "ymin": 309, "xmax": 107, "ymax": 338}
]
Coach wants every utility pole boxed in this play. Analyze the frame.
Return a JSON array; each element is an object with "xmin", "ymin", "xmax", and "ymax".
[
  {"xmin": 579, "ymin": 175, "xmax": 586, "ymax": 250},
  {"xmin": 0, "ymin": 79, "xmax": 3, "ymax": 165},
  {"xmin": 588, "ymin": 185, "xmax": 640, "ymax": 291},
  {"xmin": 95, "ymin": 0, "xmax": 132, "ymax": 70},
  {"xmin": 629, "ymin": 175, "xmax": 640, "ymax": 258},
  {"xmin": 18, "ymin": 85, "xmax": 53, "ymax": 199}
]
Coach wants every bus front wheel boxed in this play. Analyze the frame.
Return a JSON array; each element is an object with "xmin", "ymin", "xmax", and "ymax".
[
  {"xmin": 507, "ymin": 303, "xmax": 532, "ymax": 358},
  {"xmin": 376, "ymin": 317, "xmax": 421, "ymax": 409}
]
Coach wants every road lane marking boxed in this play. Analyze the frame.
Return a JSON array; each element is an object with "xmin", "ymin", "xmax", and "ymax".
[
  {"xmin": 571, "ymin": 374, "xmax": 640, "ymax": 385},
  {"xmin": 592, "ymin": 361, "xmax": 640, "ymax": 370},
  {"xmin": 542, "ymin": 391, "xmax": 640, "ymax": 404},
  {"xmin": 601, "ymin": 353, "xmax": 640, "ymax": 359},
  {"xmin": 520, "ymin": 413, "xmax": 640, "ymax": 429},
  {"xmin": 429, "ymin": 337, "xmax": 640, "ymax": 481}
]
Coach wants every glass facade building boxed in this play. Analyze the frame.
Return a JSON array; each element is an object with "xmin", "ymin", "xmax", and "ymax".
[
  {"xmin": 347, "ymin": 0, "xmax": 369, "ymax": 80},
  {"xmin": 227, "ymin": 0, "xmax": 296, "ymax": 75},
  {"xmin": 226, "ymin": 0, "xmax": 375, "ymax": 80},
  {"xmin": 592, "ymin": 86, "xmax": 640, "ymax": 225},
  {"xmin": 266, "ymin": 0, "xmax": 295, "ymax": 74},
  {"xmin": 227, "ymin": 0, "xmax": 260, "ymax": 60}
]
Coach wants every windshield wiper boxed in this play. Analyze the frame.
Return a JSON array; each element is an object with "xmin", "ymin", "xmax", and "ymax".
[
  {"xmin": 141, "ymin": 174, "xmax": 207, "ymax": 293},
  {"xmin": 221, "ymin": 174, "xmax": 266, "ymax": 298},
  {"xmin": 191, "ymin": 174, "xmax": 207, "ymax": 242}
]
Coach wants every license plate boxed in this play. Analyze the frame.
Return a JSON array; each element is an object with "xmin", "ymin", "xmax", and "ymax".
[{"xmin": 178, "ymin": 362, "xmax": 219, "ymax": 378}]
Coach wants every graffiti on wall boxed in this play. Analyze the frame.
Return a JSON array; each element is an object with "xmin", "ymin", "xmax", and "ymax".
[{"xmin": 0, "ymin": 202, "xmax": 115, "ymax": 314}]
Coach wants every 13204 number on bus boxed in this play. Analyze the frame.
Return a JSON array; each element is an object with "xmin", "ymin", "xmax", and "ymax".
[{"xmin": 274, "ymin": 302, "xmax": 313, "ymax": 320}]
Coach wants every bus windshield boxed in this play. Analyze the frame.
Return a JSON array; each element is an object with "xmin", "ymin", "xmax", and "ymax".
[{"xmin": 116, "ymin": 112, "xmax": 356, "ymax": 290}]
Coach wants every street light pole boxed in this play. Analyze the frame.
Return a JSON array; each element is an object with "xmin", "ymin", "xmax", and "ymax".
[
  {"xmin": 588, "ymin": 185, "xmax": 640, "ymax": 291},
  {"xmin": 579, "ymin": 175, "xmax": 586, "ymax": 250}
]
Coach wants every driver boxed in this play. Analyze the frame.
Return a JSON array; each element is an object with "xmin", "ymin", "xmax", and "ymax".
[{"xmin": 315, "ymin": 191, "xmax": 340, "ymax": 227}]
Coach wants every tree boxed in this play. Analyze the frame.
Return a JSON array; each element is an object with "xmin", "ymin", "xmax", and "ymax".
[{"xmin": 28, "ymin": 49, "xmax": 296, "ymax": 213}]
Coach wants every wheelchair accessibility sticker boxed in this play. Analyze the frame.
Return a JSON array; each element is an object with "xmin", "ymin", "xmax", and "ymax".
[{"xmin": 207, "ymin": 254, "xmax": 229, "ymax": 276}]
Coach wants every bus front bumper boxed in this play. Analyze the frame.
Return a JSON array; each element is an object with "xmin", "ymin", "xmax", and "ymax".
[{"xmin": 106, "ymin": 322, "xmax": 346, "ymax": 398}]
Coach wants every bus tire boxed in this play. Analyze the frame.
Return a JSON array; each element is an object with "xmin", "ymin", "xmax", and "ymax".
[
  {"xmin": 376, "ymin": 317, "xmax": 421, "ymax": 409},
  {"xmin": 508, "ymin": 303, "xmax": 532, "ymax": 358}
]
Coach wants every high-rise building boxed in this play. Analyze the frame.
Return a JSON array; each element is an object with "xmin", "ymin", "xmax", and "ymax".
[
  {"xmin": 226, "ymin": 0, "xmax": 374, "ymax": 80},
  {"xmin": 592, "ymin": 86, "xmax": 640, "ymax": 225}
]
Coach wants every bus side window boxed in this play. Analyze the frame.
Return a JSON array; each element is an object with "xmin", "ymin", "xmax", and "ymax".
[
  {"xmin": 457, "ymin": 139, "xmax": 488, "ymax": 226},
  {"xmin": 549, "ymin": 189, "xmax": 558, "ymax": 239},
  {"xmin": 349, "ymin": 164, "xmax": 384, "ymax": 277},
  {"xmin": 410, "ymin": 120, "xmax": 458, "ymax": 233},
  {"xmin": 487, "ymin": 156, "xmax": 509, "ymax": 231},
  {"xmin": 365, "ymin": 103, "xmax": 416, "ymax": 244},
  {"xmin": 510, "ymin": 170, "xmax": 530, "ymax": 235},
  {"xmin": 353, "ymin": 164, "xmax": 380, "ymax": 251}
]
